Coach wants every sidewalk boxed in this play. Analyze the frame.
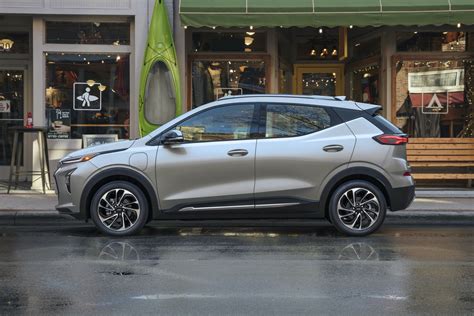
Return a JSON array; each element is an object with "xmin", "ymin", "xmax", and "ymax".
[{"xmin": 0, "ymin": 190, "xmax": 473, "ymax": 217}]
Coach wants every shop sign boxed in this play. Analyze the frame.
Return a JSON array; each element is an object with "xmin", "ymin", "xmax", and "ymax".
[
  {"xmin": 0, "ymin": 100, "xmax": 10, "ymax": 113},
  {"xmin": 215, "ymin": 88, "xmax": 243, "ymax": 100},
  {"xmin": 48, "ymin": 109, "xmax": 71, "ymax": 139},
  {"xmin": 422, "ymin": 93, "xmax": 449, "ymax": 114},
  {"xmin": 73, "ymin": 82, "xmax": 102, "ymax": 111}
]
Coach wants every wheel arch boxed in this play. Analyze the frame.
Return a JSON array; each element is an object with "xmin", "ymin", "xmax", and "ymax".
[
  {"xmin": 80, "ymin": 167, "xmax": 159, "ymax": 222},
  {"xmin": 320, "ymin": 167, "xmax": 392, "ymax": 218}
]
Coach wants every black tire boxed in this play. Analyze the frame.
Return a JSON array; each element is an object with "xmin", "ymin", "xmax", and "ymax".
[
  {"xmin": 90, "ymin": 181, "xmax": 148, "ymax": 236},
  {"xmin": 328, "ymin": 180, "xmax": 386, "ymax": 236}
]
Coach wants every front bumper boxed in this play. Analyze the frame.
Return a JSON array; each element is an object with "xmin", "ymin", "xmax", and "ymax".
[
  {"xmin": 389, "ymin": 184, "xmax": 415, "ymax": 211},
  {"xmin": 54, "ymin": 163, "xmax": 83, "ymax": 218}
]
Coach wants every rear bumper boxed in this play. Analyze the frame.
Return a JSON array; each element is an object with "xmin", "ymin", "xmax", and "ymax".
[{"xmin": 389, "ymin": 184, "xmax": 415, "ymax": 211}]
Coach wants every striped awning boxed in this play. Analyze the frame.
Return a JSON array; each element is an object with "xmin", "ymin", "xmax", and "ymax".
[{"xmin": 179, "ymin": 0, "xmax": 474, "ymax": 28}]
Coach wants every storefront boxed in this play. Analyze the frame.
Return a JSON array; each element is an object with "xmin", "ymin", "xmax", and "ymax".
[
  {"xmin": 0, "ymin": 0, "xmax": 154, "ymax": 188},
  {"xmin": 178, "ymin": 0, "xmax": 474, "ymax": 186},
  {"xmin": 1, "ymin": 0, "xmax": 474, "ymax": 189}
]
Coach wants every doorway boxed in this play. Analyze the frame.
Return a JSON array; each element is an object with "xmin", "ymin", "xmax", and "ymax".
[
  {"xmin": 294, "ymin": 64, "xmax": 344, "ymax": 96},
  {"xmin": 0, "ymin": 69, "xmax": 25, "ymax": 179}
]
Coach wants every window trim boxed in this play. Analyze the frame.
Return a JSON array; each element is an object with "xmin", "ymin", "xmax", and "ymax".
[
  {"xmin": 258, "ymin": 102, "xmax": 341, "ymax": 140},
  {"xmin": 151, "ymin": 102, "xmax": 260, "ymax": 145}
]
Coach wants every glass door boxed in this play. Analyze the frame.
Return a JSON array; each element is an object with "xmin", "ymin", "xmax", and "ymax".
[
  {"xmin": 0, "ymin": 69, "xmax": 24, "ymax": 168},
  {"xmin": 294, "ymin": 64, "xmax": 344, "ymax": 96}
]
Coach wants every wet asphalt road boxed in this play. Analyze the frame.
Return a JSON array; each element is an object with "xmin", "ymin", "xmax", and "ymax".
[{"xmin": 0, "ymin": 221, "xmax": 473, "ymax": 315}]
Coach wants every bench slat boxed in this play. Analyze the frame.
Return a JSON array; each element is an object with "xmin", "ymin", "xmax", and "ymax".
[
  {"xmin": 407, "ymin": 144, "xmax": 474, "ymax": 150},
  {"xmin": 409, "ymin": 156, "xmax": 474, "ymax": 161},
  {"xmin": 410, "ymin": 162, "xmax": 474, "ymax": 167},
  {"xmin": 408, "ymin": 138, "xmax": 474, "ymax": 144},
  {"xmin": 412, "ymin": 173, "xmax": 474, "ymax": 180},
  {"xmin": 407, "ymin": 149, "xmax": 474, "ymax": 156}
]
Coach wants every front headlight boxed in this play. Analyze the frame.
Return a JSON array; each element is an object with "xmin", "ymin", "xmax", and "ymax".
[{"xmin": 61, "ymin": 153, "xmax": 99, "ymax": 165}]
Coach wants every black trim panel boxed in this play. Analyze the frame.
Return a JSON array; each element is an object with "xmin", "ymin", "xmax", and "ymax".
[
  {"xmin": 80, "ymin": 167, "xmax": 160, "ymax": 220},
  {"xmin": 319, "ymin": 166, "xmax": 393, "ymax": 215},
  {"xmin": 390, "ymin": 184, "xmax": 415, "ymax": 211}
]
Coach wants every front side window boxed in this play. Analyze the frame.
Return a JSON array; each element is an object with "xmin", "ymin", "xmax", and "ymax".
[
  {"xmin": 264, "ymin": 104, "xmax": 332, "ymax": 138},
  {"xmin": 175, "ymin": 104, "xmax": 255, "ymax": 142}
]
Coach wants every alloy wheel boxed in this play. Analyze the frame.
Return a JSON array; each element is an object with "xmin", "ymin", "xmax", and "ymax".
[
  {"xmin": 336, "ymin": 187, "xmax": 380, "ymax": 231},
  {"xmin": 97, "ymin": 188, "xmax": 141, "ymax": 232}
]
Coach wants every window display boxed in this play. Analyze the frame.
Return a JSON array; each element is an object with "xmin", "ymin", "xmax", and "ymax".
[
  {"xmin": 0, "ymin": 32, "xmax": 29, "ymax": 54},
  {"xmin": 351, "ymin": 64, "xmax": 380, "ymax": 105},
  {"xmin": 0, "ymin": 70, "xmax": 24, "ymax": 166},
  {"xmin": 394, "ymin": 59, "xmax": 474, "ymax": 138},
  {"xmin": 192, "ymin": 60, "xmax": 266, "ymax": 107},
  {"xmin": 45, "ymin": 53, "xmax": 130, "ymax": 139}
]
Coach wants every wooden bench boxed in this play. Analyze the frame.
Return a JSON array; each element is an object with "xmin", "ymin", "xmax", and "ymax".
[{"xmin": 407, "ymin": 138, "xmax": 474, "ymax": 186}]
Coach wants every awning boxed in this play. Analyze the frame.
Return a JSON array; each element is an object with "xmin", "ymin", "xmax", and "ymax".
[{"xmin": 179, "ymin": 0, "xmax": 474, "ymax": 28}]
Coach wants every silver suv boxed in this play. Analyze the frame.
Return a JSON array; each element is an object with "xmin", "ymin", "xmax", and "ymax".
[{"xmin": 55, "ymin": 95, "xmax": 415, "ymax": 236}]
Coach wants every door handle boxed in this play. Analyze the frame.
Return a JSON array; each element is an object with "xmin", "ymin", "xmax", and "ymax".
[
  {"xmin": 227, "ymin": 149, "xmax": 248, "ymax": 157},
  {"xmin": 323, "ymin": 144, "xmax": 344, "ymax": 152}
]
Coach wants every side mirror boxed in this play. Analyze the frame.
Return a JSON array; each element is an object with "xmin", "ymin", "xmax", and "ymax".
[{"xmin": 162, "ymin": 129, "xmax": 184, "ymax": 145}]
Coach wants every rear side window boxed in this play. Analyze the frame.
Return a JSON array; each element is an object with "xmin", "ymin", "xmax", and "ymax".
[
  {"xmin": 372, "ymin": 115, "xmax": 402, "ymax": 134},
  {"xmin": 263, "ymin": 104, "xmax": 332, "ymax": 138}
]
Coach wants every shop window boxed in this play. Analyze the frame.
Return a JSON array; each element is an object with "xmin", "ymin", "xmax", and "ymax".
[
  {"xmin": 296, "ymin": 27, "xmax": 339, "ymax": 61},
  {"xmin": 45, "ymin": 53, "xmax": 130, "ymax": 139},
  {"xmin": 192, "ymin": 31, "xmax": 266, "ymax": 53},
  {"xmin": 264, "ymin": 104, "xmax": 332, "ymax": 138},
  {"xmin": 46, "ymin": 21, "xmax": 130, "ymax": 45},
  {"xmin": 351, "ymin": 64, "xmax": 380, "ymax": 105},
  {"xmin": 394, "ymin": 59, "xmax": 474, "ymax": 138},
  {"xmin": 0, "ymin": 32, "xmax": 29, "ymax": 54},
  {"xmin": 175, "ymin": 104, "xmax": 255, "ymax": 142},
  {"xmin": 396, "ymin": 32, "xmax": 466, "ymax": 52},
  {"xmin": 0, "ymin": 70, "xmax": 24, "ymax": 166},
  {"xmin": 352, "ymin": 37, "xmax": 380, "ymax": 60},
  {"xmin": 191, "ymin": 59, "xmax": 266, "ymax": 108}
]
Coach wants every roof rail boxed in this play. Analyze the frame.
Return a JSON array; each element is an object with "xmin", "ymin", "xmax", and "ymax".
[{"xmin": 219, "ymin": 94, "xmax": 338, "ymax": 101}]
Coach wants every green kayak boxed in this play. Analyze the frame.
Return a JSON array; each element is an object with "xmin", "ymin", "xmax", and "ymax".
[{"xmin": 139, "ymin": 0, "xmax": 182, "ymax": 136}]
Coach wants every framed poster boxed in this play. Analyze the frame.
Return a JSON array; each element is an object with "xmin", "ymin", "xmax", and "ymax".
[
  {"xmin": 82, "ymin": 134, "xmax": 118, "ymax": 148},
  {"xmin": 47, "ymin": 109, "xmax": 71, "ymax": 139}
]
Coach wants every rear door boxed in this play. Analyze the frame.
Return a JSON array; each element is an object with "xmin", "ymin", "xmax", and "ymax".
[{"xmin": 254, "ymin": 103, "xmax": 356, "ymax": 211}]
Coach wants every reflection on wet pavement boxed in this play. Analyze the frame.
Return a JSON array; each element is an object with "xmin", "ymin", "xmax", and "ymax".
[{"xmin": 0, "ymin": 224, "xmax": 472, "ymax": 314}]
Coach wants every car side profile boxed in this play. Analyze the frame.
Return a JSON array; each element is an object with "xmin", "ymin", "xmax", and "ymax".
[{"xmin": 55, "ymin": 95, "xmax": 415, "ymax": 236}]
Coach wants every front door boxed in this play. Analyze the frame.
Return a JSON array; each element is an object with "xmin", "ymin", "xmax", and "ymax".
[
  {"xmin": 155, "ymin": 103, "xmax": 258, "ymax": 213},
  {"xmin": 0, "ymin": 69, "xmax": 25, "ymax": 180},
  {"xmin": 294, "ymin": 64, "xmax": 344, "ymax": 96}
]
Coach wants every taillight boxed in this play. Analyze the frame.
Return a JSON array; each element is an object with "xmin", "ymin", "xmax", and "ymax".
[{"xmin": 373, "ymin": 134, "xmax": 409, "ymax": 145}]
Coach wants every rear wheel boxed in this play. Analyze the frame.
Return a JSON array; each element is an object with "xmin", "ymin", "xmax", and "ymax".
[
  {"xmin": 90, "ymin": 181, "xmax": 148, "ymax": 236},
  {"xmin": 328, "ymin": 180, "xmax": 386, "ymax": 236}
]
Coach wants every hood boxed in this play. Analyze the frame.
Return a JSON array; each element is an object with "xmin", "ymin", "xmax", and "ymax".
[{"xmin": 61, "ymin": 139, "xmax": 135, "ymax": 162}]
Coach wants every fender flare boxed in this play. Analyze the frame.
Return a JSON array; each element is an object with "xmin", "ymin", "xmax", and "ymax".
[
  {"xmin": 80, "ymin": 167, "xmax": 160, "ymax": 220},
  {"xmin": 319, "ymin": 166, "xmax": 393, "ymax": 215}
]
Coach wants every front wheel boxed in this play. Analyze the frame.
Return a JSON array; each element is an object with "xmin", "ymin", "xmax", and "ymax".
[
  {"xmin": 328, "ymin": 180, "xmax": 386, "ymax": 236},
  {"xmin": 90, "ymin": 181, "xmax": 149, "ymax": 236}
]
